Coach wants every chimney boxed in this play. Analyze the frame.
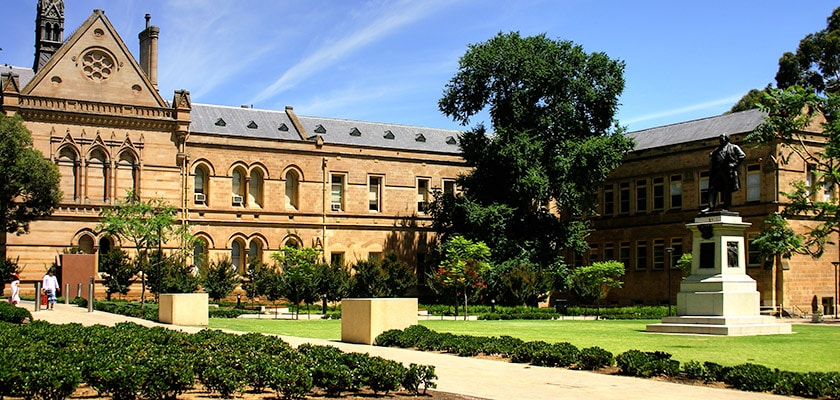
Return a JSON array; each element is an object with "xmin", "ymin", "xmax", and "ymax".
[{"xmin": 138, "ymin": 14, "xmax": 159, "ymax": 90}]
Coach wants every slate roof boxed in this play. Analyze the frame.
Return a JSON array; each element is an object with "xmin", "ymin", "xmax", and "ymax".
[
  {"xmin": 190, "ymin": 104, "xmax": 300, "ymax": 141},
  {"xmin": 0, "ymin": 65, "xmax": 35, "ymax": 88},
  {"xmin": 295, "ymin": 115, "xmax": 462, "ymax": 154},
  {"xmin": 626, "ymin": 108, "xmax": 767, "ymax": 151}
]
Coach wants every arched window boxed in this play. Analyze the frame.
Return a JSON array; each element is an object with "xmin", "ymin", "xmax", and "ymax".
[
  {"xmin": 88, "ymin": 148, "xmax": 109, "ymax": 202},
  {"xmin": 249, "ymin": 169, "xmax": 263, "ymax": 208},
  {"xmin": 57, "ymin": 147, "xmax": 79, "ymax": 201},
  {"xmin": 194, "ymin": 165, "xmax": 208, "ymax": 205},
  {"xmin": 231, "ymin": 239, "xmax": 245, "ymax": 273},
  {"xmin": 115, "ymin": 151, "xmax": 138, "ymax": 198},
  {"xmin": 248, "ymin": 240, "xmax": 263, "ymax": 265},
  {"xmin": 283, "ymin": 236, "xmax": 301, "ymax": 249},
  {"xmin": 193, "ymin": 238, "xmax": 208, "ymax": 268},
  {"xmin": 78, "ymin": 235, "xmax": 95, "ymax": 254},
  {"xmin": 231, "ymin": 168, "xmax": 245, "ymax": 206},
  {"xmin": 285, "ymin": 170, "xmax": 299, "ymax": 210}
]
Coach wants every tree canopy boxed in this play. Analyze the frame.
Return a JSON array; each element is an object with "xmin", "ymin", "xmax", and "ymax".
[
  {"xmin": 433, "ymin": 32, "xmax": 633, "ymax": 268},
  {"xmin": 775, "ymin": 6, "xmax": 840, "ymax": 94},
  {"xmin": 0, "ymin": 113, "xmax": 61, "ymax": 260}
]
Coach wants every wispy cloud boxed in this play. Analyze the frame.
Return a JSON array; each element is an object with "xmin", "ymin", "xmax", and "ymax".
[
  {"xmin": 249, "ymin": 0, "xmax": 448, "ymax": 105},
  {"xmin": 621, "ymin": 94, "xmax": 743, "ymax": 126}
]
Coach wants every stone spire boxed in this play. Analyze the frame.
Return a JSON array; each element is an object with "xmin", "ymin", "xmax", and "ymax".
[{"xmin": 33, "ymin": 0, "xmax": 65, "ymax": 72}]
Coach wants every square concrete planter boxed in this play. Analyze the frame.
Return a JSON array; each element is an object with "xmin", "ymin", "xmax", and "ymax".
[
  {"xmin": 341, "ymin": 298, "xmax": 418, "ymax": 345},
  {"xmin": 158, "ymin": 293, "xmax": 209, "ymax": 326}
]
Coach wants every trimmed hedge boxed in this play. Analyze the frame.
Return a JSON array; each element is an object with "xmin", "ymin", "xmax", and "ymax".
[
  {"xmin": 376, "ymin": 325, "xmax": 840, "ymax": 398},
  {"xmin": 0, "ymin": 320, "xmax": 436, "ymax": 399},
  {"xmin": 0, "ymin": 302, "xmax": 31, "ymax": 323}
]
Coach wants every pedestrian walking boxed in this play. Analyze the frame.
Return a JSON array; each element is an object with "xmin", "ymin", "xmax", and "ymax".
[
  {"xmin": 42, "ymin": 269, "xmax": 59, "ymax": 310},
  {"xmin": 8, "ymin": 273, "xmax": 20, "ymax": 305}
]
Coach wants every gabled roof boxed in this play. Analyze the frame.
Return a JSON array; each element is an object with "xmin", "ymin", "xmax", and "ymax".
[
  {"xmin": 0, "ymin": 65, "xmax": 35, "ymax": 88},
  {"xmin": 627, "ymin": 108, "xmax": 767, "ymax": 151}
]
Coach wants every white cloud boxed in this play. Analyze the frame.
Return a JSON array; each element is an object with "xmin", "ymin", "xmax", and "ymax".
[{"xmin": 622, "ymin": 94, "xmax": 743, "ymax": 126}]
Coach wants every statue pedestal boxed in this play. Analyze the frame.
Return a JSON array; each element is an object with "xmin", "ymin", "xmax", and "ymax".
[{"xmin": 646, "ymin": 213, "xmax": 791, "ymax": 336}]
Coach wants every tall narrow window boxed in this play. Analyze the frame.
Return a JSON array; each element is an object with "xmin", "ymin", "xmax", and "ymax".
[
  {"xmin": 652, "ymin": 239, "xmax": 665, "ymax": 270},
  {"xmin": 115, "ymin": 151, "xmax": 137, "ymax": 198},
  {"xmin": 670, "ymin": 238, "xmax": 683, "ymax": 269},
  {"xmin": 331, "ymin": 174, "xmax": 344, "ymax": 212},
  {"xmin": 652, "ymin": 177, "xmax": 664, "ymax": 211},
  {"xmin": 443, "ymin": 179, "xmax": 457, "ymax": 197},
  {"xmin": 747, "ymin": 233, "xmax": 762, "ymax": 268},
  {"xmin": 417, "ymin": 178, "xmax": 430, "ymax": 213},
  {"xmin": 231, "ymin": 239, "xmax": 244, "ymax": 272},
  {"xmin": 369, "ymin": 176, "xmax": 382, "ymax": 212},
  {"xmin": 249, "ymin": 169, "xmax": 263, "ymax": 208},
  {"xmin": 194, "ymin": 166, "xmax": 208, "ymax": 205},
  {"xmin": 603, "ymin": 184, "xmax": 615, "ymax": 216},
  {"xmin": 699, "ymin": 171, "xmax": 710, "ymax": 207},
  {"xmin": 636, "ymin": 179, "xmax": 647, "ymax": 213},
  {"xmin": 232, "ymin": 169, "xmax": 245, "ymax": 206},
  {"xmin": 746, "ymin": 164, "xmax": 761, "ymax": 202},
  {"xmin": 330, "ymin": 252, "xmax": 345, "ymax": 267},
  {"xmin": 193, "ymin": 238, "xmax": 208, "ymax": 268},
  {"xmin": 619, "ymin": 242, "xmax": 631, "ymax": 271},
  {"xmin": 636, "ymin": 241, "xmax": 648, "ymax": 271},
  {"xmin": 670, "ymin": 175, "xmax": 682, "ymax": 209},
  {"xmin": 88, "ymin": 149, "xmax": 109, "ymax": 202},
  {"xmin": 589, "ymin": 245, "xmax": 599, "ymax": 264},
  {"xmin": 57, "ymin": 147, "xmax": 79, "ymax": 201},
  {"xmin": 248, "ymin": 240, "xmax": 263, "ymax": 267},
  {"xmin": 603, "ymin": 243, "xmax": 615, "ymax": 261},
  {"xmin": 619, "ymin": 182, "xmax": 630, "ymax": 214},
  {"xmin": 284, "ymin": 170, "xmax": 299, "ymax": 210}
]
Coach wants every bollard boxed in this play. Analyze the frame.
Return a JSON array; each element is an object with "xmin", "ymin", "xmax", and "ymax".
[
  {"xmin": 76, "ymin": 283, "xmax": 82, "ymax": 298},
  {"xmin": 65, "ymin": 283, "xmax": 70, "ymax": 304},
  {"xmin": 88, "ymin": 277, "xmax": 94, "ymax": 313},
  {"xmin": 34, "ymin": 281, "xmax": 41, "ymax": 312}
]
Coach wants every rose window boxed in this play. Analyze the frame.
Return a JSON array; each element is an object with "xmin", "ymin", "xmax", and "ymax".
[{"xmin": 81, "ymin": 50, "xmax": 114, "ymax": 81}]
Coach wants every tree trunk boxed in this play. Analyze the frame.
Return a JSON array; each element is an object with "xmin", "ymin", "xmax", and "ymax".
[{"xmin": 463, "ymin": 291, "xmax": 469, "ymax": 321}]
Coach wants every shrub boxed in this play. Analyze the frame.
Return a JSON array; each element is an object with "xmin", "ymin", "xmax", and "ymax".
[
  {"xmin": 530, "ymin": 342, "xmax": 580, "ymax": 368},
  {"xmin": 365, "ymin": 356, "xmax": 406, "ymax": 395},
  {"xmin": 402, "ymin": 363, "xmax": 438, "ymax": 395},
  {"xmin": 774, "ymin": 371, "xmax": 840, "ymax": 398},
  {"xmin": 681, "ymin": 360, "xmax": 713, "ymax": 382},
  {"xmin": 266, "ymin": 352, "xmax": 313, "ymax": 400},
  {"xmin": 577, "ymin": 346, "xmax": 614, "ymax": 370},
  {"xmin": 0, "ymin": 301, "xmax": 31, "ymax": 323},
  {"xmin": 724, "ymin": 363, "xmax": 777, "ymax": 392},
  {"xmin": 510, "ymin": 340, "xmax": 551, "ymax": 364},
  {"xmin": 616, "ymin": 350, "xmax": 679, "ymax": 378},
  {"xmin": 703, "ymin": 361, "xmax": 731, "ymax": 382}
]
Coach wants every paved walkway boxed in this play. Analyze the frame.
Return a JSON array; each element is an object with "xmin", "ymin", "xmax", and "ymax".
[{"xmin": 24, "ymin": 301, "xmax": 794, "ymax": 400}]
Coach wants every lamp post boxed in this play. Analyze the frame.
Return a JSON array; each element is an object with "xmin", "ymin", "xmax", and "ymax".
[
  {"xmin": 832, "ymin": 261, "xmax": 839, "ymax": 320},
  {"xmin": 666, "ymin": 247, "xmax": 674, "ymax": 316}
]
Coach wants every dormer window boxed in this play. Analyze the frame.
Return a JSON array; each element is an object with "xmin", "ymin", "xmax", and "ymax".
[
  {"xmin": 278, "ymin": 123, "xmax": 289, "ymax": 131},
  {"xmin": 415, "ymin": 133, "xmax": 426, "ymax": 142},
  {"xmin": 446, "ymin": 136, "xmax": 457, "ymax": 145},
  {"xmin": 350, "ymin": 127, "xmax": 361, "ymax": 136},
  {"xmin": 215, "ymin": 118, "xmax": 226, "ymax": 127},
  {"xmin": 247, "ymin": 121, "xmax": 258, "ymax": 129},
  {"xmin": 384, "ymin": 130, "xmax": 395, "ymax": 139},
  {"xmin": 314, "ymin": 124, "xmax": 327, "ymax": 134}
]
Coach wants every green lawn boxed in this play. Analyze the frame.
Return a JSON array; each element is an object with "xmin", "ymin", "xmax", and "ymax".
[{"xmin": 209, "ymin": 318, "xmax": 840, "ymax": 373}]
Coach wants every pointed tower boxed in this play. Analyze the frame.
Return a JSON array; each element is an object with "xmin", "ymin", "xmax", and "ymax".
[{"xmin": 33, "ymin": 0, "xmax": 65, "ymax": 72}]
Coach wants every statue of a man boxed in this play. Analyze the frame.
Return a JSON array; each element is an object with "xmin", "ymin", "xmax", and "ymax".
[{"xmin": 702, "ymin": 133, "xmax": 745, "ymax": 212}]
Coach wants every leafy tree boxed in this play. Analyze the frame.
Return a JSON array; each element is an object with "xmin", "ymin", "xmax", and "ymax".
[
  {"xmin": 199, "ymin": 257, "xmax": 241, "ymax": 302},
  {"xmin": 430, "ymin": 236, "xmax": 492, "ymax": 319},
  {"xmin": 349, "ymin": 259, "xmax": 388, "ymax": 298},
  {"xmin": 567, "ymin": 260, "xmax": 625, "ymax": 316},
  {"xmin": 242, "ymin": 258, "xmax": 273, "ymax": 302},
  {"xmin": 98, "ymin": 247, "xmax": 140, "ymax": 300},
  {"xmin": 272, "ymin": 246, "xmax": 320, "ymax": 319},
  {"xmin": 145, "ymin": 251, "xmax": 199, "ymax": 297},
  {"xmin": 0, "ymin": 114, "xmax": 62, "ymax": 261},
  {"xmin": 433, "ymin": 31, "xmax": 633, "ymax": 272},
  {"xmin": 381, "ymin": 253, "xmax": 417, "ymax": 297},
  {"xmin": 751, "ymin": 213, "xmax": 806, "ymax": 313},
  {"xmin": 746, "ymin": 85, "xmax": 840, "ymax": 255},
  {"xmin": 489, "ymin": 257, "xmax": 553, "ymax": 307},
  {"xmin": 729, "ymin": 86, "xmax": 772, "ymax": 113},
  {"xmin": 313, "ymin": 261, "xmax": 350, "ymax": 313},
  {"xmin": 98, "ymin": 190, "xmax": 188, "ymax": 305},
  {"xmin": 776, "ymin": 7, "xmax": 840, "ymax": 94}
]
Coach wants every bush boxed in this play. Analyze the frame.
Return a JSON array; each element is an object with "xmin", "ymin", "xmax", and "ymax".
[
  {"xmin": 774, "ymin": 371, "xmax": 840, "ymax": 398},
  {"xmin": 365, "ymin": 356, "xmax": 406, "ymax": 395},
  {"xmin": 0, "ymin": 301, "xmax": 31, "ymax": 323},
  {"xmin": 616, "ymin": 350, "xmax": 679, "ymax": 378},
  {"xmin": 266, "ymin": 352, "xmax": 313, "ymax": 400},
  {"xmin": 402, "ymin": 363, "xmax": 437, "ymax": 395},
  {"xmin": 724, "ymin": 363, "xmax": 778, "ymax": 393},
  {"xmin": 530, "ymin": 342, "xmax": 580, "ymax": 367},
  {"xmin": 681, "ymin": 360, "xmax": 713, "ymax": 382},
  {"xmin": 577, "ymin": 346, "xmax": 614, "ymax": 370}
]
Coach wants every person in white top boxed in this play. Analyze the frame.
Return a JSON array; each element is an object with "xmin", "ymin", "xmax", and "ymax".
[
  {"xmin": 42, "ymin": 269, "xmax": 59, "ymax": 310},
  {"xmin": 8, "ymin": 273, "xmax": 20, "ymax": 305}
]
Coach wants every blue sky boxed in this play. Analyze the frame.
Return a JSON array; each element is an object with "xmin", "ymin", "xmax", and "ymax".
[{"xmin": 0, "ymin": 0, "xmax": 836, "ymax": 132}]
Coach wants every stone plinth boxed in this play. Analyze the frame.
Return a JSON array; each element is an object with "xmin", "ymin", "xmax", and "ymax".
[
  {"xmin": 158, "ymin": 293, "xmax": 209, "ymax": 326},
  {"xmin": 341, "ymin": 298, "xmax": 418, "ymax": 345},
  {"xmin": 646, "ymin": 212, "xmax": 791, "ymax": 336}
]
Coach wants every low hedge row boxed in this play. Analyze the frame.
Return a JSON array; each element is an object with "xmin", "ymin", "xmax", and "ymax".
[
  {"xmin": 375, "ymin": 325, "xmax": 840, "ymax": 399},
  {"xmin": 0, "ymin": 321, "xmax": 437, "ymax": 400},
  {"xmin": 0, "ymin": 302, "xmax": 32, "ymax": 323}
]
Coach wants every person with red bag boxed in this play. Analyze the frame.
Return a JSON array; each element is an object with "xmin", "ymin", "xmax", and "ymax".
[{"xmin": 41, "ymin": 269, "xmax": 59, "ymax": 310}]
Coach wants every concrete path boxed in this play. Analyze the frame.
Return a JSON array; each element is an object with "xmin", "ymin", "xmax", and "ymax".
[{"xmin": 24, "ymin": 302, "xmax": 792, "ymax": 400}]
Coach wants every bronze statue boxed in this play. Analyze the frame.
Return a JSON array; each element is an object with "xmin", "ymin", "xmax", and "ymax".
[{"xmin": 702, "ymin": 133, "xmax": 745, "ymax": 212}]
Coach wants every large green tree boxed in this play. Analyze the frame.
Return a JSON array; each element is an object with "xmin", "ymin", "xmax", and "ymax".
[
  {"xmin": 433, "ymin": 32, "xmax": 633, "ymax": 270},
  {"xmin": 0, "ymin": 114, "xmax": 61, "ymax": 260},
  {"xmin": 429, "ymin": 236, "xmax": 492, "ymax": 319},
  {"xmin": 776, "ymin": 6, "xmax": 840, "ymax": 94}
]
